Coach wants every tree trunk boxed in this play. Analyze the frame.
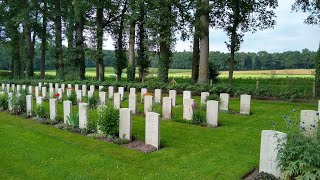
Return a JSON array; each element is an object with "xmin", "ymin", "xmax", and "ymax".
[
  {"xmin": 191, "ymin": 26, "xmax": 200, "ymax": 83},
  {"xmin": 74, "ymin": 0, "xmax": 85, "ymax": 80},
  {"xmin": 40, "ymin": 2, "xmax": 47, "ymax": 79},
  {"xmin": 10, "ymin": 24, "xmax": 21, "ymax": 79},
  {"xmin": 228, "ymin": 31, "xmax": 236, "ymax": 84},
  {"xmin": 55, "ymin": 0, "xmax": 63, "ymax": 79},
  {"xmin": 96, "ymin": 2, "xmax": 105, "ymax": 81},
  {"xmin": 24, "ymin": 5, "xmax": 34, "ymax": 78},
  {"xmin": 197, "ymin": 0, "xmax": 209, "ymax": 84},
  {"xmin": 127, "ymin": 20, "xmax": 136, "ymax": 81}
]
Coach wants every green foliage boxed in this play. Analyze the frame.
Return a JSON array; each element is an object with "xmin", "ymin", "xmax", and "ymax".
[
  {"xmin": 127, "ymin": 64, "xmax": 135, "ymax": 82},
  {"xmin": 35, "ymin": 104, "xmax": 47, "ymax": 118},
  {"xmin": 208, "ymin": 62, "xmax": 219, "ymax": 83},
  {"xmin": 67, "ymin": 91, "xmax": 77, "ymax": 105},
  {"xmin": 88, "ymin": 95, "xmax": 99, "ymax": 109},
  {"xmin": 206, "ymin": 94, "xmax": 220, "ymax": 101},
  {"xmin": 152, "ymin": 102, "xmax": 162, "ymax": 114},
  {"xmin": 191, "ymin": 110, "xmax": 206, "ymax": 125},
  {"xmin": 67, "ymin": 113, "xmax": 79, "ymax": 128},
  {"xmin": 0, "ymin": 93, "xmax": 8, "ymax": 110},
  {"xmin": 12, "ymin": 92, "xmax": 27, "ymax": 115},
  {"xmin": 253, "ymin": 172, "xmax": 278, "ymax": 180},
  {"xmin": 277, "ymin": 111, "xmax": 320, "ymax": 179},
  {"xmin": 97, "ymin": 106, "xmax": 119, "ymax": 136},
  {"xmin": 315, "ymin": 44, "xmax": 320, "ymax": 97}
]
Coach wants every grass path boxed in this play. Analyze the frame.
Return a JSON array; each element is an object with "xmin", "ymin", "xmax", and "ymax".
[{"xmin": 0, "ymin": 97, "xmax": 316, "ymax": 179}]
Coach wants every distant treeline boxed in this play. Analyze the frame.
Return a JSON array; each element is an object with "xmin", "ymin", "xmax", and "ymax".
[{"xmin": 0, "ymin": 44, "xmax": 316, "ymax": 71}]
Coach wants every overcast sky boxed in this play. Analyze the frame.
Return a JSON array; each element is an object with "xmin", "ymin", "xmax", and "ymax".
[{"xmin": 103, "ymin": 0, "xmax": 319, "ymax": 53}]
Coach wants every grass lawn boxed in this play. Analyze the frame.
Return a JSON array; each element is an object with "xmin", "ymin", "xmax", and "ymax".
[{"xmin": 0, "ymin": 92, "xmax": 317, "ymax": 179}]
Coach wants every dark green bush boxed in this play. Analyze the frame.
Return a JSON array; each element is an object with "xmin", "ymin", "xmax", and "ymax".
[
  {"xmin": 88, "ymin": 95, "xmax": 99, "ymax": 109},
  {"xmin": 12, "ymin": 92, "xmax": 27, "ymax": 115},
  {"xmin": 0, "ymin": 93, "xmax": 8, "ymax": 110},
  {"xmin": 35, "ymin": 104, "xmax": 47, "ymax": 118},
  {"xmin": 191, "ymin": 110, "xmax": 206, "ymax": 125},
  {"xmin": 67, "ymin": 91, "xmax": 77, "ymax": 105},
  {"xmin": 206, "ymin": 94, "xmax": 220, "ymax": 101},
  {"xmin": 253, "ymin": 172, "xmax": 278, "ymax": 180},
  {"xmin": 97, "ymin": 106, "xmax": 119, "ymax": 136}
]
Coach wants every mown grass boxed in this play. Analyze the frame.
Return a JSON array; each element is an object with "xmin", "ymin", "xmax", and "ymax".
[{"xmin": 0, "ymin": 91, "xmax": 317, "ymax": 179}]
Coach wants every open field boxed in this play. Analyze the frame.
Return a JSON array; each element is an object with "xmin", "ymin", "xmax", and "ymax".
[
  {"xmin": 32, "ymin": 68, "xmax": 315, "ymax": 78},
  {"xmin": 0, "ymin": 92, "xmax": 317, "ymax": 179}
]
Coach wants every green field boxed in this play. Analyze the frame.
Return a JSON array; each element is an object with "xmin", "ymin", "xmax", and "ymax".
[
  {"xmin": 0, "ymin": 92, "xmax": 317, "ymax": 179},
  {"xmin": 35, "ymin": 68, "xmax": 315, "ymax": 79}
]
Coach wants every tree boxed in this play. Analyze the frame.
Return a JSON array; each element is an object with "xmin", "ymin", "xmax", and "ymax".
[
  {"xmin": 213, "ymin": 0, "xmax": 278, "ymax": 83},
  {"xmin": 53, "ymin": 0, "xmax": 63, "ymax": 79},
  {"xmin": 127, "ymin": 1, "xmax": 138, "ymax": 82},
  {"xmin": 191, "ymin": 7, "xmax": 200, "ymax": 83},
  {"xmin": 23, "ymin": 0, "xmax": 34, "ymax": 78},
  {"xmin": 198, "ymin": 0, "xmax": 209, "ymax": 83},
  {"xmin": 316, "ymin": 43, "xmax": 320, "ymax": 97},
  {"xmin": 292, "ymin": 0, "xmax": 320, "ymax": 25},
  {"xmin": 40, "ymin": 0, "xmax": 48, "ymax": 79}
]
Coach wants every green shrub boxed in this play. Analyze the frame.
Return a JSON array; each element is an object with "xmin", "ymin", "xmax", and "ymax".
[
  {"xmin": 97, "ymin": 106, "xmax": 119, "ymax": 136},
  {"xmin": 12, "ymin": 92, "xmax": 27, "ymax": 115},
  {"xmin": 0, "ymin": 93, "xmax": 8, "ymax": 110},
  {"xmin": 191, "ymin": 110, "xmax": 206, "ymax": 125},
  {"xmin": 277, "ymin": 111, "xmax": 320, "ymax": 179},
  {"xmin": 67, "ymin": 113, "xmax": 79, "ymax": 128},
  {"xmin": 253, "ymin": 172, "xmax": 278, "ymax": 180},
  {"xmin": 67, "ymin": 91, "xmax": 77, "ymax": 105},
  {"xmin": 152, "ymin": 102, "xmax": 162, "ymax": 114},
  {"xmin": 35, "ymin": 104, "xmax": 47, "ymax": 118},
  {"xmin": 88, "ymin": 95, "xmax": 99, "ymax": 109},
  {"xmin": 206, "ymin": 94, "xmax": 220, "ymax": 101}
]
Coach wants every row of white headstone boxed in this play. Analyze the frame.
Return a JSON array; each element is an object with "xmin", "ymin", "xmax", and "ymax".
[{"xmin": 259, "ymin": 110, "xmax": 319, "ymax": 178}]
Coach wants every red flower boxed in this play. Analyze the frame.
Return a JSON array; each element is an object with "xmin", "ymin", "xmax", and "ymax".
[{"xmin": 53, "ymin": 93, "xmax": 60, "ymax": 98}]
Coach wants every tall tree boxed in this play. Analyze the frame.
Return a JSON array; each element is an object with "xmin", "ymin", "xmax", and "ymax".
[
  {"xmin": 40, "ymin": 0, "xmax": 48, "ymax": 79},
  {"xmin": 292, "ymin": 0, "xmax": 320, "ymax": 25},
  {"xmin": 315, "ymin": 43, "xmax": 320, "ymax": 97},
  {"xmin": 127, "ymin": 1, "xmax": 137, "ymax": 82},
  {"xmin": 23, "ymin": 0, "xmax": 34, "ymax": 78},
  {"xmin": 213, "ymin": 0, "xmax": 278, "ymax": 83},
  {"xmin": 197, "ymin": 0, "xmax": 209, "ymax": 83},
  {"xmin": 191, "ymin": 5, "xmax": 200, "ymax": 83},
  {"xmin": 95, "ymin": 0, "xmax": 104, "ymax": 81}
]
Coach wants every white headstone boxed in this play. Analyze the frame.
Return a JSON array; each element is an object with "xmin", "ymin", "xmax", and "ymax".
[
  {"xmin": 1, "ymin": 83, "xmax": 4, "ymax": 91},
  {"xmin": 169, "ymin": 90, "xmax": 176, "ymax": 107},
  {"xmin": 49, "ymin": 87, "xmax": 54, "ymax": 98},
  {"xmin": 99, "ymin": 86, "xmax": 104, "ymax": 91},
  {"xmin": 300, "ymin": 110, "xmax": 319, "ymax": 137},
  {"xmin": 144, "ymin": 95, "xmax": 153, "ymax": 114},
  {"xmin": 82, "ymin": 85, "xmax": 87, "ymax": 97},
  {"xmin": 28, "ymin": 86, "xmax": 33, "ymax": 95},
  {"xmin": 130, "ymin": 88, "xmax": 136, "ymax": 95},
  {"xmin": 141, "ymin": 88, "xmax": 147, "ymax": 102},
  {"xmin": 113, "ymin": 93, "xmax": 121, "ymax": 109},
  {"xmin": 6, "ymin": 84, "xmax": 10, "ymax": 92},
  {"xmin": 119, "ymin": 108, "xmax": 132, "ymax": 141},
  {"xmin": 55, "ymin": 83, "xmax": 59, "ymax": 92},
  {"xmin": 67, "ymin": 88, "xmax": 72, "ymax": 98},
  {"xmin": 259, "ymin": 130, "xmax": 287, "ymax": 179},
  {"xmin": 61, "ymin": 84, "xmax": 65, "ymax": 92},
  {"xmin": 36, "ymin": 96, "xmax": 43, "ymax": 106},
  {"xmin": 219, "ymin": 93, "xmax": 229, "ymax": 111},
  {"xmin": 183, "ymin": 99, "xmax": 194, "ymax": 120},
  {"xmin": 240, "ymin": 94, "xmax": 251, "ymax": 115},
  {"xmin": 35, "ymin": 86, "xmax": 39, "ymax": 98},
  {"xmin": 129, "ymin": 94, "xmax": 137, "ymax": 114},
  {"xmin": 22, "ymin": 85, "xmax": 26, "ymax": 90},
  {"xmin": 145, "ymin": 112, "xmax": 160, "ymax": 149},
  {"xmin": 11, "ymin": 84, "xmax": 15, "ymax": 92},
  {"xmin": 49, "ymin": 83, "xmax": 53, "ymax": 90},
  {"xmin": 8, "ymin": 92, "xmax": 13, "ymax": 111},
  {"xmin": 90, "ymin": 85, "xmax": 95, "ymax": 92},
  {"xmin": 57, "ymin": 88, "xmax": 63, "ymax": 101},
  {"xmin": 38, "ymin": 82, "xmax": 42, "ymax": 89},
  {"xmin": 76, "ymin": 90, "xmax": 82, "ymax": 103},
  {"xmin": 183, "ymin": 91, "xmax": 191, "ymax": 105},
  {"xmin": 99, "ymin": 92, "xmax": 106, "ymax": 106},
  {"xmin": 75, "ymin": 84, "xmax": 79, "ymax": 92},
  {"xmin": 79, "ymin": 103, "xmax": 88, "ymax": 129},
  {"xmin": 26, "ymin": 95, "xmax": 33, "ymax": 116},
  {"xmin": 154, "ymin": 89, "xmax": 162, "ymax": 103},
  {"xmin": 206, "ymin": 100, "xmax": 219, "ymax": 127},
  {"xmin": 67, "ymin": 84, "xmax": 72, "ymax": 89},
  {"xmin": 17, "ymin": 85, "xmax": 21, "ymax": 93},
  {"xmin": 162, "ymin": 97, "xmax": 172, "ymax": 119},
  {"xmin": 49, "ymin": 98, "xmax": 57, "ymax": 121},
  {"xmin": 201, "ymin": 92, "xmax": 210, "ymax": 106},
  {"xmin": 63, "ymin": 100, "xmax": 72, "ymax": 124},
  {"xmin": 118, "ymin": 87, "xmax": 124, "ymax": 101},
  {"xmin": 42, "ymin": 87, "xmax": 47, "ymax": 99},
  {"xmin": 108, "ymin": 86, "xmax": 114, "ymax": 99},
  {"xmin": 88, "ymin": 90, "xmax": 94, "ymax": 98}
]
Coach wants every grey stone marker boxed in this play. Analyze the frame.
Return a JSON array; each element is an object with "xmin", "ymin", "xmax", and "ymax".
[
  {"xmin": 79, "ymin": 103, "xmax": 88, "ymax": 129},
  {"xmin": 219, "ymin": 93, "xmax": 229, "ymax": 111},
  {"xmin": 119, "ymin": 108, "xmax": 132, "ymax": 141},
  {"xmin": 8, "ymin": 92, "xmax": 13, "ymax": 111},
  {"xmin": 82, "ymin": 85, "xmax": 87, "ymax": 97},
  {"xmin": 108, "ymin": 86, "xmax": 114, "ymax": 99},
  {"xmin": 169, "ymin": 90, "xmax": 176, "ymax": 107},
  {"xmin": 206, "ymin": 100, "xmax": 219, "ymax": 127},
  {"xmin": 144, "ymin": 95, "xmax": 153, "ymax": 114},
  {"xmin": 99, "ymin": 92, "xmax": 106, "ymax": 106},
  {"xmin": 201, "ymin": 92, "xmax": 210, "ymax": 106},
  {"xmin": 130, "ymin": 88, "xmax": 136, "ymax": 95},
  {"xmin": 63, "ymin": 100, "xmax": 72, "ymax": 124},
  {"xmin": 118, "ymin": 87, "xmax": 124, "ymax": 101},
  {"xmin": 76, "ymin": 90, "xmax": 82, "ymax": 103},
  {"xmin": 99, "ymin": 86, "xmax": 104, "ymax": 91},
  {"xmin": 129, "ymin": 94, "xmax": 137, "ymax": 114},
  {"xmin": 42, "ymin": 87, "xmax": 47, "ymax": 100},
  {"xmin": 28, "ymin": 86, "xmax": 33, "ymax": 95},
  {"xmin": 141, "ymin": 88, "xmax": 147, "ymax": 102},
  {"xmin": 259, "ymin": 130, "xmax": 287, "ymax": 179},
  {"xmin": 145, "ymin": 112, "xmax": 160, "ymax": 149},
  {"xmin": 26, "ymin": 95, "xmax": 33, "ymax": 116},
  {"xmin": 90, "ymin": 85, "xmax": 95, "ymax": 93},
  {"xmin": 75, "ymin": 84, "xmax": 79, "ymax": 92},
  {"xmin": 58, "ymin": 88, "xmax": 63, "ymax": 101},
  {"xmin": 113, "ymin": 93, "xmax": 121, "ymax": 109},
  {"xmin": 240, "ymin": 94, "xmax": 251, "ymax": 115},
  {"xmin": 154, "ymin": 89, "xmax": 162, "ymax": 103},
  {"xmin": 300, "ymin": 110, "xmax": 319, "ymax": 137},
  {"xmin": 162, "ymin": 97, "xmax": 172, "ymax": 119},
  {"xmin": 35, "ymin": 86, "xmax": 39, "ymax": 97},
  {"xmin": 49, "ymin": 98, "xmax": 57, "ymax": 121},
  {"xmin": 183, "ymin": 99, "xmax": 194, "ymax": 120}
]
